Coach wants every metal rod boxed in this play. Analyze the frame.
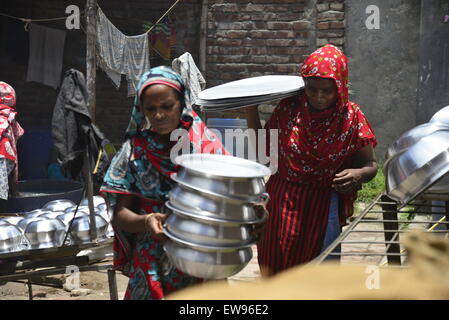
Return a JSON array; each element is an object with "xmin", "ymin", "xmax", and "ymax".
[
  {"xmin": 445, "ymin": 201, "xmax": 449, "ymax": 230},
  {"xmin": 347, "ymin": 230, "xmax": 449, "ymax": 233},
  {"xmin": 341, "ymin": 240, "xmax": 402, "ymax": 244},
  {"xmin": 366, "ymin": 210, "xmax": 445, "ymax": 214},
  {"xmin": 375, "ymin": 202, "xmax": 446, "ymax": 208},
  {"xmin": 84, "ymin": 151, "xmax": 98, "ymax": 243},
  {"xmin": 358, "ymin": 219, "xmax": 449, "ymax": 224},
  {"xmin": 0, "ymin": 263, "xmax": 113, "ymax": 283},
  {"xmin": 27, "ymin": 279, "xmax": 33, "ymax": 300},
  {"xmin": 312, "ymin": 193, "xmax": 384, "ymax": 264},
  {"xmin": 108, "ymin": 269, "xmax": 119, "ymax": 300},
  {"xmin": 328, "ymin": 252, "xmax": 407, "ymax": 256}
]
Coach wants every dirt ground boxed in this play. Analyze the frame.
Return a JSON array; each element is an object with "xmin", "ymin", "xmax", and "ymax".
[
  {"xmin": 0, "ymin": 245, "xmax": 262, "ymax": 300},
  {"xmin": 0, "ymin": 268, "xmax": 130, "ymax": 300}
]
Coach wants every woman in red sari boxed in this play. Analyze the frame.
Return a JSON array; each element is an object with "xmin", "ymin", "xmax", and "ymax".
[{"xmin": 246, "ymin": 45, "xmax": 378, "ymax": 276}]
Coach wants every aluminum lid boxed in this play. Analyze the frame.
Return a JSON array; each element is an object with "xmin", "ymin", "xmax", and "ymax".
[{"xmin": 174, "ymin": 154, "xmax": 271, "ymax": 179}]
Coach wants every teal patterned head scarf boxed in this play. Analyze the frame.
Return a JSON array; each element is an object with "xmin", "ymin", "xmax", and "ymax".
[{"xmin": 125, "ymin": 66, "xmax": 194, "ymax": 138}]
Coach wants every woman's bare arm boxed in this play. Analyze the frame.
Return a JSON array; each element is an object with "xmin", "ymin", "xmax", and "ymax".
[
  {"xmin": 114, "ymin": 194, "xmax": 167, "ymax": 237},
  {"xmin": 332, "ymin": 144, "xmax": 378, "ymax": 194}
]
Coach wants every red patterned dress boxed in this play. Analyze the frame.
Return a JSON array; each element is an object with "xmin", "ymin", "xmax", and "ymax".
[{"xmin": 257, "ymin": 45, "xmax": 377, "ymax": 275}]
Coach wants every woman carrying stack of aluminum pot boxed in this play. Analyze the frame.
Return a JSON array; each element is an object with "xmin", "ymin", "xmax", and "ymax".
[{"xmin": 163, "ymin": 154, "xmax": 270, "ymax": 280}]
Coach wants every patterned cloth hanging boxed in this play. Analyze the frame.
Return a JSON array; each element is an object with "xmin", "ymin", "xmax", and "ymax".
[{"xmin": 96, "ymin": 8, "xmax": 150, "ymax": 96}]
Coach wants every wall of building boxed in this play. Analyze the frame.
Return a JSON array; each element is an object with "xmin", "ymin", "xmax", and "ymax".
[
  {"xmin": 0, "ymin": 0, "xmax": 202, "ymax": 149},
  {"xmin": 345, "ymin": 0, "xmax": 421, "ymax": 159},
  {"xmin": 416, "ymin": 0, "xmax": 449, "ymax": 124}
]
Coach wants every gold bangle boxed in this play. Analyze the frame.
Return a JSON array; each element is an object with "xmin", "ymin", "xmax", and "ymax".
[{"xmin": 144, "ymin": 213, "xmax": 154, "ymax": 233}]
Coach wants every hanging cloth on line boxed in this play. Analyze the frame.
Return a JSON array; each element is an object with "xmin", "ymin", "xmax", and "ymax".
[
  {"xmin": 26, "ymin": 23, "xmax": 66, "ymax": 89},
  {"xmin": 150, "ymin": 16, "xmax": 177, "ymax": 60},
  {"xmin": 172, "ymin": 52, "xmax": 206, "ymax": 107},
  {"xmin": 96, "ymin": 8, "xmax": 150, "ymax": 96}
]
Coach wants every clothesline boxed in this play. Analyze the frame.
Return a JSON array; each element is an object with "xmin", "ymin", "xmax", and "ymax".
[
  {"xmin": 143, "ymin": 0, "xmax": 182, "ymax": 34},
  {"xmin": 0, "ymin": 11, "xmax": 85, "ymax": 31},
  {"xmin": 0, "ymin": 0, "xmax": 182, "ymax": 35},
  {"xmin": 95, "ymin": 0, "xmax": 182, "ymax": 36}
]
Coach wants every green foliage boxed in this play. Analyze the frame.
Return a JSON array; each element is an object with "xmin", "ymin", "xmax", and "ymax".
[{"xmin": 356, "ymin": 166, "xmax": 386, "ymax": 203}]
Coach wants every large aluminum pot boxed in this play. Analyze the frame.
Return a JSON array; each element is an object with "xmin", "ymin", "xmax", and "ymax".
[
  {"xmin": 69, "ymin": 215, "xmax": 109, "ymax": 244},
  {"xmin": 384, "ymin": 122, "xmax": 449, "ymax": 194},
  {"xmin": 173, "ymin": 154, "xmax": 270, "ymax": 201},
  {"xmin": 40, "ymin": 211, "xmax": 66, "ymax": 220},
  {"xmin": 18, "ymin": 217, "xmax": 48, "ymax": 233},
  {"xmin": 386, "ymin": 131, "xmax": 449, "ymax": 205},
  {"xmin": 24, "ymin": 209, "xmax": 49, "ymax": 219},
  {"xmin": 163, "ymin": 229, "xmax": 253, "ymax": 280},
  {"xmin": 0, "ymin": 224, "xmax": 23, "ymax": 253},
  {"xmin": 42, "ymin": 199, "xmax": 76, "ymax": 212},
  {"xmin": 164, "ymin": 203, "xmax": 259, "ymax": 247},
  {"xmin": 169, "ymin": 183, "xmax": 268, "ymax": 223},
  {"xmin": 429, "ymin": 105, "xmax": 449, "ymax": 124},
  {"xmin": 385, "ymin": 122, "xmax": 449, "ymax": 161},
  {"xmin": 0, "ymin": 216, "xmax": 24, "ymax": 226},
  {"xmin": 23, "ymin": 218, "xmax": 66, "ymax": 249}
]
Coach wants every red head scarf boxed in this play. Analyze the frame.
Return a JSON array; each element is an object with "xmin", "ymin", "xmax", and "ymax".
[
  {"xmin": 0, "ymin": 81, "xmax": 16, "ymax": 108},
  {"xmin": 0, "ymin": 81, "xmax": 24, "ymax": 183}
]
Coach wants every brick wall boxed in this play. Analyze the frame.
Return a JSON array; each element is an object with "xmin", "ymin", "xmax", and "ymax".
[
  {"xmin": 316, "ymin": 0, "xmax": 345, "ymax": 48},
  {"xmin": 204, "ymin": 0, "xmax": 345, "ymax": 123}
]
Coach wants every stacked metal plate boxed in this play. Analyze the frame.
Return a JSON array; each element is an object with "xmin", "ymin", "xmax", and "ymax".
[
  {"xmin": 195, "ymin": 75, "xmax": 304, "ymax": 112},
  {"xmin": 384, "ymin": 105, "xmax": 449, "ymax": 206}
]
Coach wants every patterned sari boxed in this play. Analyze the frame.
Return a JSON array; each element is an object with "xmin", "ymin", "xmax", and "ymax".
[
  {"xmin": 258, "ymin": 45, "xmax": 377, "ymax": 275},
  {"xmin": 101, "ymin": 66, "xmax": 226, "ymax": 299},
  {"xmin": 0, "ymin": 82, "xmax": 24, "ymax": 199}
]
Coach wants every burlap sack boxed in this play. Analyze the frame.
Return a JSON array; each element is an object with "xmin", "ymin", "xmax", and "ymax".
[{"xmin": 167, "ymin": 231, "xmax": 449, "ymax": 300}]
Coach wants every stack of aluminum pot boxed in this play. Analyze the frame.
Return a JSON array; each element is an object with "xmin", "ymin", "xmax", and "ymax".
[{"xmin": 163, "ymin": 154, "xmax": 270, "ymax": 279}]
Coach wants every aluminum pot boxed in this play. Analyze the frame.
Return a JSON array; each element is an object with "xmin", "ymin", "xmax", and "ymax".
[
  {"xmin": 42, "ymin": 199, "xmax": 76, "ymax": 212},
  {"xmin": 169, "ymin": 184, "xmax": 268, "ymax": 223},
  {"xmin": 69, "ymin": 214, "xmax": 109, "ymax": 244},
  {"xmin": 64, "ymin": 206, "xmax": 90, "ymax": 214},
  {"xmin": 429, "ymin": 105, "xmax": 449, "ymax": 124},
  {"xmin": 18, "ymin": 217, "xmax": 48, "ymax": 233},
  {"xmin": 80, "ymin": 196, "xmax": 105, "ymax": 207},
  {"xmin": 173, "ymin": 154, "xmax": 270, "ymax": 201},
  {"xmin": 0, "ymin": 216, "xmax": 24, "ymax": 226},
  {"xmin": 384, "ymin": 122, "xmax": 449, "ymax": 194},
  {"xmin": 0, "ymin": 220, "xmax": 11, "ymax": 226},
  {"xmin": 40, "ymin": 211, "xmax": 66, "ymax": 220},
  {"xmin": 0, "ymin": 224, "xmax": 23, "ymax": 253},
  {"xmin": 165, "ymin": 204, "xmax": 258, "ymax": 247},
  {"xmin": 385, "ymin": 122, "xmax": 449, "ymax": 161},
  {"xmin": 163, "ymin": 229, "xmax": 253, "ymax": 279},
  {"xmin": 23, "ymin": 218, "xmax": 66, "ymax": 249},
  {"xmin": 24, "ymin": 209, "xmax": 49, "ymax": 219},
  {"xmin": 385, "ymin": 130, "xmax": 449, "ymax": 206}
]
